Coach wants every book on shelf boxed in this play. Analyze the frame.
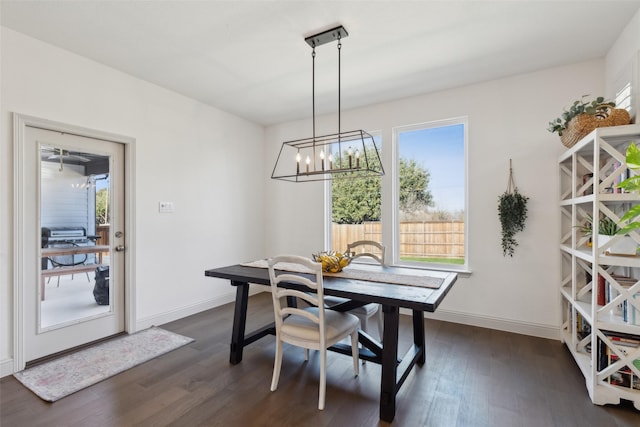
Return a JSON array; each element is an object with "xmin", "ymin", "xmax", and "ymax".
[
  {"xmin": 576, "ymin": 311, "xmax": 591, "ymax": 338},
  {"xmin": 605, "ymin": 346, "xmax": 640, "ymax": 390},
  {"xmin": 622, "ymin": 294, "xmax": 640, "ymax": 325},
  {"xmin": 575, "ymin": 311, "xmax": 592, "ymax": 354},
  {"xmin": 605, "ymin": 274, "xmax": 639, "ymax": 325},
  {"xmin": 603, "ymin": 161, "xmax": 630, "ymax": 194},
  {"xmin": 598, "ymin": 274, "xmax": 606, "ymax": 306},
  {"xmin": 607, "ymin": 331, "xmax": 640, "ymax": 347},
  {"xmin": 595, "ymin": 333, "xmax": 639, "ymax": 371},
  {"xmin": 599, "ymin": 331, "xmax": 640, "ymax": 390},
  {"xmin": 612, "ymin": 161, "xmax": 627, "ymax": 194}
]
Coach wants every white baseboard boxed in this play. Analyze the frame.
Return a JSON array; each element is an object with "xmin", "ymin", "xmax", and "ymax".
[
  {"xmin": 1, "ymin": 358, "xmax": 15, "ymax": 378},
  {"xmin": 135, "ymin": 287, "xmax": 263, "ymax": 331},
  {"xmin": 404, "ymin": 307, "xmax": 560, "ymax": 340}
]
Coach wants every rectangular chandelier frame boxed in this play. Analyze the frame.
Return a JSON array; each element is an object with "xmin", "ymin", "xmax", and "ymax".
[{"xmin": 271, "ymin": 129, "xmax": 384, "ymax": 183}]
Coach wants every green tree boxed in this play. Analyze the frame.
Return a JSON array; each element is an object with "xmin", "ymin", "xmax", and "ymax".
[
  {"xmin": 332, "ymin": 154, "xmax": 433, "ymax": 224},
  {"xmin": 95, "ymin": 188, "xmax": 109, "ymax": 225},
  {"xmin": 398, "ymin": 158, "xmax": 434, "ymax": 213},
  {"xmin": 332, "ymin": 173, "xmax": 382, "ymax": 223}
]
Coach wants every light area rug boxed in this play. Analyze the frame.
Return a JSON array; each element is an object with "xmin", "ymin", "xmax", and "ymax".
[{"xmin": 14, "ymin": 326, "xmax": 194, "ymax": 402}]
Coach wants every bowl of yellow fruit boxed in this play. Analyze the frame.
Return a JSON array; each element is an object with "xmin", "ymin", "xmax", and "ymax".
[{"xmin": 312, "ymin": 251, "xmax": 352, "ymax": 273}]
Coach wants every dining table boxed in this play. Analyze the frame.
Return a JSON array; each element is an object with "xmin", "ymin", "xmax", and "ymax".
[{"xmin": 204, "ymin": 262, "xmax": 457, "ymax": 422}]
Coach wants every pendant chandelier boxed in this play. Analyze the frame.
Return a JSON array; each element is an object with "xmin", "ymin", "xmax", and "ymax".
[{"xmin": 271, "ymin": 25, "xmax": 384, "ymax": 182}]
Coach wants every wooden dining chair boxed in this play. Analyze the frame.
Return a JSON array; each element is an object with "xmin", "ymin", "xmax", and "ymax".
[
  {"xmin": 324, "ymin": 240, "xmax": 385, "ymax": 340},
  {"xmin": 347, "ymin": 240, "xmax": 385, "ymax": 265},
  {"xmin": 267, "ymin": 255, "xmax": 360, "ymax": 410}
]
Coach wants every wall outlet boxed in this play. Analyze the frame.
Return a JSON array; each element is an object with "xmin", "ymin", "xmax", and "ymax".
[{"xmin": 159, "ymin": 201, "xmax": 174, "ymax": 213}]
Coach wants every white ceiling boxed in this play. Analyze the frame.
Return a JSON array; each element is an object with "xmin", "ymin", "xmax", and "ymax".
[{"xmin": 2, "ymin": 1, "xmax": 640, "ymax": 126}]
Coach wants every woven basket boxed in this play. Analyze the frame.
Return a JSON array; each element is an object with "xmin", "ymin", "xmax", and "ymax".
[{"xmin": 560, "ymin": 106, "xmax": 630, "ymax": 148}]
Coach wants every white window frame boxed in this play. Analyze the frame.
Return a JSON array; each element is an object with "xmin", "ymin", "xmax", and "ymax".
[{"xmin": 325, "ymin": 119, "xmax": 468, "ymax": 273}]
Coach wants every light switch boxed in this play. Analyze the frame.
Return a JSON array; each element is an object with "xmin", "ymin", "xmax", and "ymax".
[{"xmin": 159, "ymin": 201, "xmax": 174, "ymax": 213}]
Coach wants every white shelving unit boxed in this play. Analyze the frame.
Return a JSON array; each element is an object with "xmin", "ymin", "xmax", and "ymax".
[{"xmin": 559, "ymin": 124, "xmax": 640, "ymax": 409}]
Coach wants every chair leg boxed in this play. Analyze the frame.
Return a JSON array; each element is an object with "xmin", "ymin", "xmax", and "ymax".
[
  {"xmin": 318, "ymin": 348, "xmax": 326, "ymax": 410},
  {"xmin": 271, "ymin": 340, "xmax": 283, "ymax": 392},
  {"xmin": 85, "ymin": 272, "xmax": 90, "ymax": 282},
  {"xmin": 360, "ymin": 316, "xmax": 368, "ymax": 364},
  {"xmin": 376, "ymin": 305, "xmax": 383, "ymax": 341},
  {"xmin": 304, "ymin": 348, "xmax": 309, "ymax": 361},
  {"xmin": 350, "ymin": 330, "xmax": 359, "ymax": 377}
]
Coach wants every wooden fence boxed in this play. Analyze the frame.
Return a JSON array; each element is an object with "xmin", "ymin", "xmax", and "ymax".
[{"xmin": 332, "ymin": 221, "xmax": 464, "ymax": 259}]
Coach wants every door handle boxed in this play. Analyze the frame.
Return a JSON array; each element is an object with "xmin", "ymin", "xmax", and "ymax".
[{"xmin": 115, "ymin": 245, "xmax": 126, "ymax": 252}]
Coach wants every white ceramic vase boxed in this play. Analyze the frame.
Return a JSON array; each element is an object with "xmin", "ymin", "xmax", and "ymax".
[{"xmin": 598, "ymin": 234, "xmax": 638, "ymax": 255}]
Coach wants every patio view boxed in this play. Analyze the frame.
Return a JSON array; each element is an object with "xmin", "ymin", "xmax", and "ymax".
[{"xmin": 40, "ymin": 145, "xmax": 112, "ymax": 329}]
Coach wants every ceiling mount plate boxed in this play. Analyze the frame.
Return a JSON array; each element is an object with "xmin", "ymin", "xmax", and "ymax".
[{"xmin": 305, "ymin": 25, "xmax": 349, "ymax": 48}]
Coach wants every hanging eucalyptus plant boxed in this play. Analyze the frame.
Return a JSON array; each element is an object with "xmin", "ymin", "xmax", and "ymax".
[{"xmin": 498, "ymin": 161, "xmax": 529, "ymax": 257}]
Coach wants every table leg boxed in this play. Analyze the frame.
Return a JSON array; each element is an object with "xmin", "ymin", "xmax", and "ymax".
[
  {"xmin": 413, "ymin": 310, "xmax": 426, "ymax": 365},
  {"xmin": 380, "ymin": 304, "xmax": 399, "ymax": 422},
  {"xmin": 229, "ymin": 280, "xmax": 250, "ymax": 365}
]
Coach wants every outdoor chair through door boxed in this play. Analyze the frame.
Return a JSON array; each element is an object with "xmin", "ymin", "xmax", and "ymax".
[{"xmin": 46, "ymin": 242, "xmax": 90, "ymax": 287}]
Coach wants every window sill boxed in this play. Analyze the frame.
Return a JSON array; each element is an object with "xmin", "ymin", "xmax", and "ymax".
[{"xmin": 392, "ymin": 262, "xmax": 472, "ymax": 278}]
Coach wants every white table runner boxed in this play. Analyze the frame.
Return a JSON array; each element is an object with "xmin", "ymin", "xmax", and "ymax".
[{"xmin": 241, "ymin": 259, "xmax": 443, "ymax": 289}]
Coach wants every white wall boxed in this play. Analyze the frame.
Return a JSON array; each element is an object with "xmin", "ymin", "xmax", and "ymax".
[
  {"xmin": 0, "ymin": 27, "xmax": 266, "ymax": 374},
  {"xmin": 265, "ymin": 59, "xmax": 606, "ymax": 339}
]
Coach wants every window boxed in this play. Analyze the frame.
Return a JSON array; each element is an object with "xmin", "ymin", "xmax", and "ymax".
[
  {"xmin": 327, "ymin": 118, "xmax": 467, "ymax": 271},
  {"xmin": 394, "ymin": 118, "xmax": 467, "ymax": 269}
]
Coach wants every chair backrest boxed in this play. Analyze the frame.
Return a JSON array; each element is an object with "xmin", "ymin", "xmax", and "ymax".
[
  {"xmin": 346, "ymin": 240, "xmax": 385, "ymax": 265},
  {"xmin": 48, "ymin": 242, "xmax": 87, "ymax": 267},
  {"xmin": 267, "ymin": 255, "xmax": 326, "ymax": 344}
]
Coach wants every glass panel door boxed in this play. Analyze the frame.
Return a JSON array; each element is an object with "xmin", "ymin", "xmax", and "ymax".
[{"xmin": 39, "ymin": 144, "xmax": 112, "ymax": 329}]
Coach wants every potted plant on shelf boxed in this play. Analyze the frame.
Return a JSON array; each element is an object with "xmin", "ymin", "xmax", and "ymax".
[
  {"xmin": 547, "ymin": 95, "xmax": 630, "ymax": 148},
  {"xmin": 579, "ymin": 214, "xmax": 638, "ymax": 255}
]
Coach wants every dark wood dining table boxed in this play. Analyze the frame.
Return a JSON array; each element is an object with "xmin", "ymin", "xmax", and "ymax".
[{"xmin": 204, "ymin": 263, "xmax": 457, "ymax": 422}]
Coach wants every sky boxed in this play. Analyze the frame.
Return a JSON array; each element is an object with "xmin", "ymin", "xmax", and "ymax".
[
  {"xmin": 95, "ymin": 175, "xmax": 109, "ymax": 191},
  {"xmin": 398, "ymin": 123, "xmax": 465, "ymax": 212}
]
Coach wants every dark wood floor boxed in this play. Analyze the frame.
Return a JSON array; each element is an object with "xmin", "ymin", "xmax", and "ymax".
[{"xmin": 2, "ymin": 292, "xmax": 639, "ymax": 427}]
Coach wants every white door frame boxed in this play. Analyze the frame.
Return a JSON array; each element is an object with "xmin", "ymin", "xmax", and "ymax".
[{"xmin": 12, "ymin": 113, "xmax": 137, "ymax": 371}]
